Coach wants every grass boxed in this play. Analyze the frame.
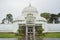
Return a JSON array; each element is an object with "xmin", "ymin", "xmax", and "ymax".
[
  {"xmin": 43, "ymin": 32, "xmax": 60, "ymax": 38},
  {"xmin": 0, "ymin": 32, "xmax": 25, "ymax": 38},
  {"xmin": 0, "ymin": 32, "xmax": 60, "ymax": 38},
  {"xmin": 0, "ymin": 32, "xmax": 17, "ymax": 38}
]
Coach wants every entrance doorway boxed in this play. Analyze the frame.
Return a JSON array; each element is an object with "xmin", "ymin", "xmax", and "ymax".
[
  {"xmin": 26, "ymin": 26, "xmax": 35, "ymax": 40},
  {"xmin": 28, "ymin": 27, "xmax": 33, "ymax": 40},
  {"xmin": 28, "ymin": 33, "xmax": 33, "ymax": 40}
]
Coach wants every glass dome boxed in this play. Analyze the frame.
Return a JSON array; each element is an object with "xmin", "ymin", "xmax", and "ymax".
[{"xmin": 22, "ymin": 4, "xmax": 38, "ymax": 15}]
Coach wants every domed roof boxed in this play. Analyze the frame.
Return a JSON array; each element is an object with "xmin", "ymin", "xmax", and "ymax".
[{"xmin": 22, "ymin": 4, "xmax": 38, "ymax": 14}]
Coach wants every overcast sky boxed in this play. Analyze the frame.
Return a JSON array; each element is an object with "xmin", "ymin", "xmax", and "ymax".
[{"xmin": 0, "ymin": 0, "xmax": 60, "ymax": 22}]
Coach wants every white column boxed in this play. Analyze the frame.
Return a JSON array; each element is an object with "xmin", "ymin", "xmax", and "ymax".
[
  {"xmin": 33, "ymin": 26, "xmax": 35, "ymax": 40},
  {"xmin": 26, "ymin": 25, "xmax": 28, "ymax": 40}
]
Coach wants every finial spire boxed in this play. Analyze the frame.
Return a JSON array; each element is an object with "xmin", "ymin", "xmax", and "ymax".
[{"xmin": 29, "ymin": 3, "xmax": 31, "ymax": 7}]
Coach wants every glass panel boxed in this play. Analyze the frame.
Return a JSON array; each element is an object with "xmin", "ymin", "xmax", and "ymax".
[
  {"xmin": 28, "ymin": 27, "xmax": 33, "ymax": 32},
  {"xmin": 26, "ymin": 16, "xmax": 35, "ymax": 24}
]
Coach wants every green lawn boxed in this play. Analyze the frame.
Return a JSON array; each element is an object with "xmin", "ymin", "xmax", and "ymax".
[
  {"xmin": 43, "ymin": 32, "xmax": 60, "ymax": 38},
  {"xmin": 0, "ymin": 32, "xmax": 60, "ymax": 38},
  {"xmin": 0, "ymin": 33, "xmax": 17, "ymax": 38}
]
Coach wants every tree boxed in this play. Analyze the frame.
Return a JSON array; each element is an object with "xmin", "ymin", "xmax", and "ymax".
[
  {"xmin": 40, "ymin": 13, "xmax": 50, "ymax": 20},
  {"xmin": 6, "ymin": 14, "xmax": 13, "ymax": 23},
  {"xmin": 37, "ymin": 26, "xmax": 44, "ymax": 37},
  {"xmin": 17, "ymin": 26, "xmax": 25, "ymax": 36},
  {"xmin": 48, "ymin": 14, "xmax": 59, "ymax": 23},
  {"xmin": 16, "ymin": 26, "xmax": 25, "ymax": 39},
  {"xmin": 58, "ymin": 13, "xmax": 60, "ymax": 23},
  {"xmin": 58, "ymin": 13, "xmax": 60, "ymax": 17},
  {"xmin": 1, "ymin": 18, "xmax": 5, "ymax": 24}
]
